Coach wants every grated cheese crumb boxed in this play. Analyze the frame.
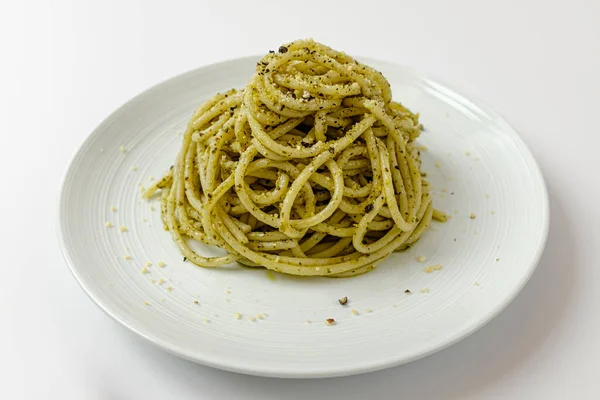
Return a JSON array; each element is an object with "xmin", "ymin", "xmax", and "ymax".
[
  {"xmin": 424, "ymin": 266, "xmax": 434, "ymax": 273},
  {"xmin": 143, "ymin": 300, "xmax": 149, "ymax": 306},
  {"xmin": 105, "ymin": 222, "xmax": 113, "ymax": 228},
  {"xmin": 470, "ymin": 213, "xmax": 477, "ymax": 219},
  {"xmin": 249, "ymin": 316, "xmax": 256, "ymax": 322},
  {"xmin": 120, "ymin": 226, "xmax": 128, "ymax": 232},
  {"xmin": 157, "ymin": 261, "xmax": 165, "ymax": 268},
  {"xmin": 157, "ymin": 278, "xmax": 164, "ymax": 285},
  {"xmin": 119, "ymin": 146, "xmax": 126, "ymax": 153},
  {"xmin": 110, "ymin": 206, "xmax": 117, "ymax": 212},
  {"xmin": 420, "ymin": 288, "xmax": 430, "ymax": 293},
  {"xmin": 351, "ymin": 309, "xmax": 359, "ymax": 316},
  {"xmin": 123, "ymin": 255, "xmax": 132, "ymax": 260},
  {"xmin": 433, "ymin": 264, "xmax": 442, "ymax": 270},
  {"xmin": 131, "ymin": 166, "xmax": 138, "ymax": 171},
  {"xmin": 225, "ymin": 289, "xmax": 231, "ymax": 294},
  {"xmin": 203, "ymin": 318, "xmax": 210, "ymax": 323},
  {"xmin": 435, "ymin": 162, "xmax": 441, "ymax": 168},
  {"xmin": 149, "ymin": 176, "xmax": 154, "ymax": 181},
  {"xmin": 234, "ymin": 313, "xmax": 242, "ymax": 320},
  {"xmin": 474, "ymin": 281, "xmax": 480, "ymax": 286},
  {"xmin": 150, "ymin": 205, "xmax": 156, "ymax": 211},
  {"xmin": 141, "ymin": 267, "xmax": 148, "ymax": 274},
  {"xmin": 167, "ymin": 286, "xmax": 173, "ymax": 291},
  {"xmin": 417, "ymin": 256, "xmax": 426, "ymax": 263},
  {"xmin": 465, "ymin": 151, "xmax": 471, "ymax": 156},
  {"xmin": 325, "ymin": 318, "xmax": 336, "ymax": 326},
  {"xmin": 306, "ymin": 319, "xmax": 311, "ymax": 324},
  {"xmin": 257, "ymin": 314, "xmax": 264, "ymax": 320},
  {"xmin": 365, "ymin": 308, "xmax": 373, "ymax": 313},
  {"xmin": 145, "ymin": 262, "xmax": 152, "ymax": 267}
]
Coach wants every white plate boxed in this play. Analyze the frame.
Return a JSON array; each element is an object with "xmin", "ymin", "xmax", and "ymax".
[{"xmin": 58, "ymin": 56, "xmax": 549, "ymax": 378}]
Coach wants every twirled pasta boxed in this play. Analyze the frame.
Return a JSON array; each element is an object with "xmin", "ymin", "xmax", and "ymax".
[{"xmin": 144, "ymin": 39, "xmax": 444, "ymax": 277}]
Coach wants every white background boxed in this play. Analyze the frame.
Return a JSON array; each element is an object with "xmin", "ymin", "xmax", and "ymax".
[{"xmin": 1, "ymin": 0, "xmax": 599, "ymax": 398}]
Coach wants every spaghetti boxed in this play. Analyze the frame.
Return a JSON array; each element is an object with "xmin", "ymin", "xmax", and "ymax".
[{"xmin": 144, "ymin": 39, "xmax": 443, "ymax": 277}]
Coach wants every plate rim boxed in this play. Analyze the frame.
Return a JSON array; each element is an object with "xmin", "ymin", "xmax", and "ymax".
[{"xmin": 57, "ymin": 55, "xmax": 550, "ymax": 378}]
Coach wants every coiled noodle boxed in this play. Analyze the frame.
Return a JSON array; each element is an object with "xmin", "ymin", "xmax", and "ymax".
[{"xmin": 144, "ymin": 39, "xmax": 443, "ymax": 277}]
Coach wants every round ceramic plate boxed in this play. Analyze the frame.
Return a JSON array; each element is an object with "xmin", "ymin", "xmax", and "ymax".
[{"xmin": 58, "ymin": 56, "xmax": 548, "ymax": 378}]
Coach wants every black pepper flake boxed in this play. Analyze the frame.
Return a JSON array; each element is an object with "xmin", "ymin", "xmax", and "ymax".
[
  {"xmin": 269, "ymin": 50, "xmax": 275, "ymax": 54},
  {"xmin": 278, "ymin": 45, "xmax": 288, "ymax": 53},
  {"xmin": 328, "ymin": 147, "xmax": 335, "ymax": 154},
  {"xmin": 183, "ymin": 257, "xmax": 187, "ymax": 262},
  {"xmin": 338, "ymin": 296, "xmax": 348, "ymax": 305},
  {"xmin": 170, "ymin": 165, "xmax": 174, "ymax": 170},
  {"xmin": 453, "ymin": 238, "xmax": 457, "ymax": 242},
  {"xmin": 405, "ymin": 289, "xmax": 411, "ymax": 294},
  {"xmin": 301, "ymin": 141, "xmax": 311, "ymax": 148},
  {"xmin": 450, "ymin": 192, "xmax": 454, "ymax": 195},
  {"xmin": 364, "ymin": 204, "xmax": 374, "ymax": 213},
  {"xmin": 394, "ymin": 165, "xmax": 399, "ymax": 170}
]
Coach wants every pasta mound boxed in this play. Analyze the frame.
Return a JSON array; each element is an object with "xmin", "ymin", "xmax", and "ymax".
[{"xmin": 144, "ymin": 39, "xmax": 441, "ymax": 277}]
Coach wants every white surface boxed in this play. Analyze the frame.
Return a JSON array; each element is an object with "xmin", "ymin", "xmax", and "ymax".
[
  {"xmin": 1, "ymin": 0, "xmax": 598, "ymax": 397},
  {"xmin": 58, "ymin": 56, "xmax": 548, "ymax": 378}
]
